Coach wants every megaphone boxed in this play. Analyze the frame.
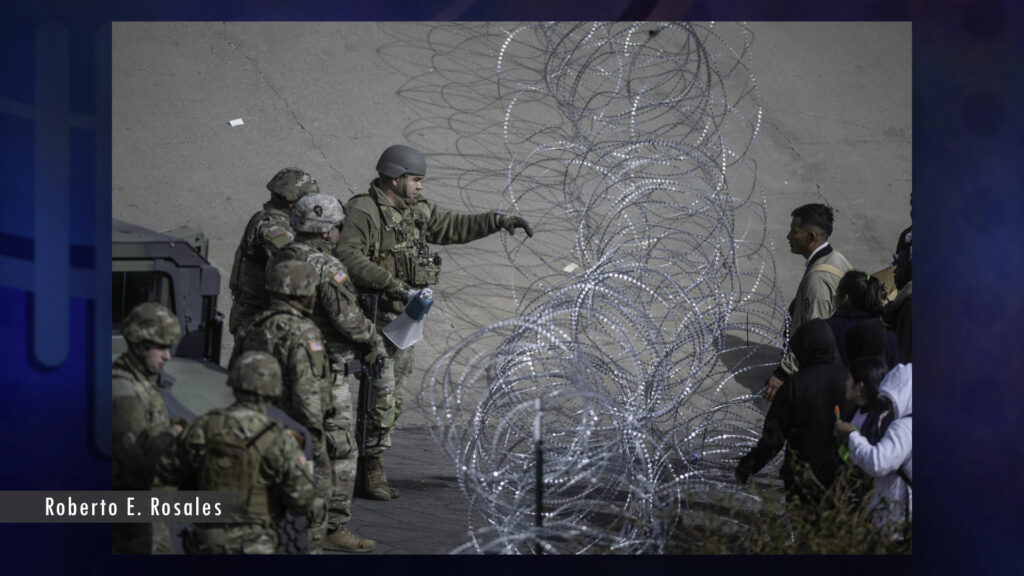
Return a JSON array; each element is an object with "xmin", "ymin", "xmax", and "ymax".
[{"xmin": 382, "ymin": 288, "xmax": 434, "ymax": 350}]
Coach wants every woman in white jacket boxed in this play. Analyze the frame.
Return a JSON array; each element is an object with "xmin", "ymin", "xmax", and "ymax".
[{"xmin": 835, "ymin": 362, "xmax": 912, "ymax": 538}]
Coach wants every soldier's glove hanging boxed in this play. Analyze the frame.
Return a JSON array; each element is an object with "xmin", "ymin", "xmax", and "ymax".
[
  {"xmin": 170, "ymin": 416, "xmax": 188, "ymax": 434},
  {"xmin": 384, "ymin": 277, "xmax": 411, "ymax": 303},
  {"xmin": 285, "ymin": 429, "xmax": 305, "ymax": 450},
  {"xmin": 496, "ymin": 213, "xmax": 534, "ymax": 238}
]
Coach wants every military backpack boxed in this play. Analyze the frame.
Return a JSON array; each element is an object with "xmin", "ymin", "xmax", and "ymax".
[{"xmin": 196, "ymin": 410, "xmax": 281, "ymax": 526}]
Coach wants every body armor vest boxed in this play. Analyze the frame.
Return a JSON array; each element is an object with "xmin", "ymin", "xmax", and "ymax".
[
  {"xmin": 195, "ymin": 409, "xmax": 280, "ymax": 527},
  {"xmin": 229, "ymin": 205, "xmax": 293, "ymax": 304},
  {"xmin": 356, "ymin": 194, "xmax": 441, "ymax": 290}
]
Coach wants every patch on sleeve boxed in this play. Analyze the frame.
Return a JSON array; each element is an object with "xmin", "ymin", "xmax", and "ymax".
[
  {"xmin": 265, "ymin": 225, "xmax": 293, "ymax": 248},
  {"xmin": 309, "ymin": 340, "xmax": 323, "ymax": 353},
  {"xmin": 332, "ymin": 270, "xmax": 348, "ymax": 285}
]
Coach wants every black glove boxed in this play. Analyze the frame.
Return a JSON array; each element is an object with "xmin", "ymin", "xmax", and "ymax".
[
  {"xmin": 363, "ymin": 346, "xmax": 379, "ymax": 368},
  {"xmin": 362, "ymin": 340, "xmax": 387, "ymax": 379},
  {"xmin": 497, "ymin": 214, "xmax": 534, "ymax": 238},
  {"xmin": 735, "ymin": 466, "xmax": 750, "ymax": 486}
]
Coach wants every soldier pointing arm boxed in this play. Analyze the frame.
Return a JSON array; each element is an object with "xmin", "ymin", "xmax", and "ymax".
[{"xmin": 332, "ymin": 144, "xmax": 533, "ymax": 502}]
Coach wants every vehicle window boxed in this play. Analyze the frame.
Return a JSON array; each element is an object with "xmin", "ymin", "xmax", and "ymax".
[{"xmin": 112, "ymin": 271, "xmax": 175, "ymax": 327}]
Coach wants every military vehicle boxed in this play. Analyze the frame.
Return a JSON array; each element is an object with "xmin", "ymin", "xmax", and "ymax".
[
  {"xmin": 112, "ymin": 219, "xmax": 312, "ymax": 553},
  {"xmin": 112, "ymin": 219, "xmax": 230, "ymax": 419}
]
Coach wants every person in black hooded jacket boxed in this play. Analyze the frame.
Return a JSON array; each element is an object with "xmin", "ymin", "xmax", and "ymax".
[{"xmin": 736, "ymin": 318, "xmax": 852, "ymax": 506}]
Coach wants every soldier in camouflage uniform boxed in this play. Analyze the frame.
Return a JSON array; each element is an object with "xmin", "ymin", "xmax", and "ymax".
[
  {"xmin": 230, "ymin": 260, "xmax": 344, "ymax": 553},
  {"xmin": 228, "ymin": 167, "xmax": 320, "ymax": 343},
  {"xmin": 112, "ymin": 302, "xmax": 184, "ymax": 554},
  {"xmin": 269, "ymin": 193, "xmax": 384, "ymax": 550},
  {"xmin": 170, "ymin": 351, "xmax": 320, "ymax": 554},
  {"xmin": 333, "ymin": 144, "xmax": 533, "ymax": 500}
]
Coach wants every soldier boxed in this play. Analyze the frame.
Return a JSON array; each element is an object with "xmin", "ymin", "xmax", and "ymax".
[
  {"xmin": 112, "ymin": 302, "xmax": 184, "ymax": 554},
  {"xmin": 231, "ymin": 260, "xmax": 372, "ymax": 553},
  {"xmin": 170, "ymin": 351, "xmax": 320, "ymax": 554},
  {"xmin": 333, "ymin": 144, "xmax": 533, "ymax": 501},
  {"xmin": 228, "ymin": 167, "xmax": 320, "ymax": 343},
  {"xmin": 269, "ymin": 192, "xmax": 386, "ymax": 550}
]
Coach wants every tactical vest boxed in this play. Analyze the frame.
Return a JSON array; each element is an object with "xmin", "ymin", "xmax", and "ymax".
[
  {"xmin": 229, "ymin": 205, "xmax": 293, "ymax": 303},
  {"xmin": 196, "ymin": 410, "xmax": 280, "ymax": 527},
  {"xmin": 351, "ymin": 193, "xmax": 441, "ymax": 289}
]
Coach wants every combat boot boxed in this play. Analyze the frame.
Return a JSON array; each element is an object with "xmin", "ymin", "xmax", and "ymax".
[
  {"xmin": 324, "ymin": 525, "xmax": 375, "ymax": 553},
  {"xmin": 355, "ymin": 454, "xmax": 400, "ymax": 501}
]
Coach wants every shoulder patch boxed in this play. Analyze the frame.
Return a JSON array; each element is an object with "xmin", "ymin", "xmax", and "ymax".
[
  {"xmin": 331, "ymin": 270, "xmax": 348, "ymax": 285},
  {"xmin": 309, "ymin": 340, "xmax": 324, "ymax": 353},
  {"xmin": 264, "ymin": 225, "xmax": 294, "ymax": 249}
]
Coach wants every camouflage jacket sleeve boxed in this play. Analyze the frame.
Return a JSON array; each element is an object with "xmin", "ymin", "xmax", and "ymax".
[
  {"xmin": 284, "ymin": 331, "xmax": 328, "ymax": 434},
  {"xmin": 112, "ymin": 378, "xmax": 178, "ymax": 488},
  {"xmin": 256, "ymin": 212, "xmax": 295, "ymax": 259},
  {"xmin": 319, "ymin": 259, "xmax": 382, "ymax": 348},
  {"xmin": 417, "ymin": 197, "xmax": 501, "ymax": 245},
  {"xmin": 334, "ymin": 196, "xmax": 393, "ymax": 291},
  {"xmin": 162, "ymin": 414, "xmax": 210, "ymax": 490},
  {"xmin": 260, "ymin": 430, "xmax": 316, "ymax": 516}
]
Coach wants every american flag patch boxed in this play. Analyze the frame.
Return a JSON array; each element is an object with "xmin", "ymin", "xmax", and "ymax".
[
  {"xmin": 267, "ymin": 226, "xmax": 287, "ymax": 239},
  {"xmin": 332, "ymin": 270, "xmax": 348, "ymax": 284},
  {"xmin": 309, "ymin": 340, "xmax": 323, "ymax": 352}
]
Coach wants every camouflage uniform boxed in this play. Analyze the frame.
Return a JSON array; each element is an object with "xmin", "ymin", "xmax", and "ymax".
[
  {"xmin": 336, "ymin": 182, "xmax": 501, "ymax": 433},
  {"xmin": 271, "ymin": 194, "xmax": 389, "ymax": 542},
  {"xmin": 112, "ymin": 303, "xmax": 182, "ymax": 554},
  {"xmin": 337, "ymin": 145, "xmax": 531, "ymax": 502},
  {"xmin": 231, "ymin": 261, "xmax": 332, "ymax": 553},
  {"xmin": 228, "ymin": 168, "xmax": 319, "ymax": 337},
  {"xmin": 171, "ymin": 352, "xmax": 319, "ymax": 554}
]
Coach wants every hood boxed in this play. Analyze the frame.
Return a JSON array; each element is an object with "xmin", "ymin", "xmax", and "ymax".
[
  {"xmin": 844, "ymin": 319, "xmax": 887, "ymax": 362},
  {"xmin": 880, "ymin": 362, "xmax": 912, "ymax": 418},
  {"xmin": 790, "ymin": 318, "xmax": 838, "ymax": 366}
]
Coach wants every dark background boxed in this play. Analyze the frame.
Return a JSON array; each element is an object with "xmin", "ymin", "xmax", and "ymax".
[{"xmin": 1, "ymin": 0, "xmax": 1020, "ymax": 574}]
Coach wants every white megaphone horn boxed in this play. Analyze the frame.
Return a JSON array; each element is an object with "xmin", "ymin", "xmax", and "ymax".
[{"xmin": 382, "ymin": 288, "xmax": 434, "ymax": 350}]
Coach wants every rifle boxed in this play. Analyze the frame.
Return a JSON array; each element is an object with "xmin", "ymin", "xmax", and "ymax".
[{"xmin": 352, "ymin": 292, "xmax": 382, "ymax": 455}]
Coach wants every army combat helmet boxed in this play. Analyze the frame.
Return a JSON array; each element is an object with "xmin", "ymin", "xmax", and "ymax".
[
  {"xmin": 267, "ymin": 167, "xmax": 320, "ymax": 202},
  {"xmin": 291, "ymin": 193, "xmax": 345, "ymax": 233},
  {"xmin": 376, "ymin": 145, "xmax": 426, "ymax": 179},
  {"xmin": 122, "ymin": 302, "xmax": 181, "ymax": 347},
  {"xmin": 229, "ymin": 351, "xmax": 283, "ymax": 398},
  {"xmin": 266, "ymin": 259, "xmax": 318, "ymax": 298}
]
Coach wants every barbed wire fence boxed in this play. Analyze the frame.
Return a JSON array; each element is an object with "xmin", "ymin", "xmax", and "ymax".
[{"xmin": 384, "ymin": 21, "xmax": 790, "ymax": 554}]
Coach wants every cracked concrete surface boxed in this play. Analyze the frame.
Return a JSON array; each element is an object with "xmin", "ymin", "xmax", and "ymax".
[
  {"xmin": 112, "ymin": 16, "xmax": 910, "ymax": 426},
  {"xmin": 112, "ymin": 21, "xmax": 910, "ymax": 554}
]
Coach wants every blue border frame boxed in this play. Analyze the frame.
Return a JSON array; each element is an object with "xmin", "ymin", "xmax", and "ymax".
[{"xmin": 2, "ymin": 0, "xmax": 1019, "ymax": 573}]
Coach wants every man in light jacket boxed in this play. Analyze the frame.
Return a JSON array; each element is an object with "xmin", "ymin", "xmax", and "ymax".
[
  {"xmin": 764, "ymin": 203, "xmax": 852, "ymax": 401},
  {"xmin": 836, "ymin": 362, "xmax": 912, "ymax": 538}
]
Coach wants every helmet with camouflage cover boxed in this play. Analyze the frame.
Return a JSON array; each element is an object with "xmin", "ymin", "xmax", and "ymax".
[
  {"xmin": 267, "ymin": 168, "xmax": 320, "ymax": 202},
  {"xmin": 228, "ymin": 351, "xmax": 283, "ymax": 398},
  {"xmin": 266, "ymin": 259, "xmax": 317, "ymax": 298},
  {"xmin": 376, "ymin": 145, "xmax": 426, "ymax": 178},
  {"xmin": 122, "ymin": 302, "xmax": 182, "ymax": 347},
  {"xmin": 291, "ymin": 193, "xmax": 345, "ymax": 233}
]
